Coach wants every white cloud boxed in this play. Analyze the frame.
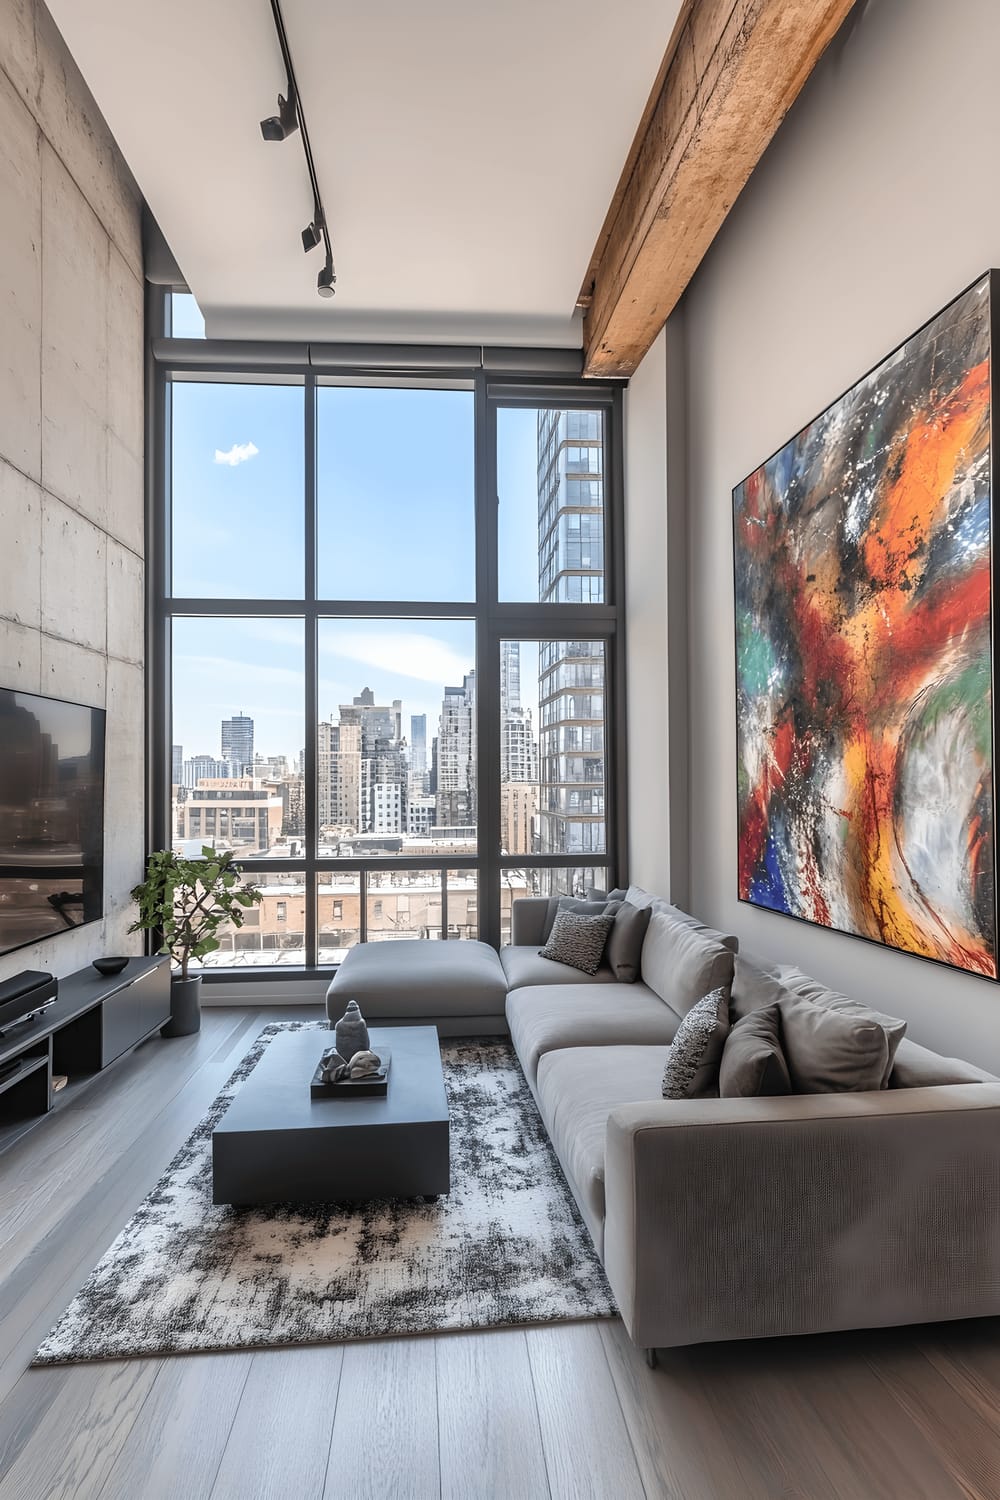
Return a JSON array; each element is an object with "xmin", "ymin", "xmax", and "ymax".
[
  {"xmin": 214, "ymin": 441, "xmax": 259, "ymax": 467},
  {"xmin": 328, "ymin": 631, "xmax": 472, "ymax": 688}
]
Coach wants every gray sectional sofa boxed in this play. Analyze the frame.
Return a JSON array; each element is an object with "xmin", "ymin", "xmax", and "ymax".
[{"xmin": 327, "ymin": 885, "xmax": 1000, "ymax": 1357}]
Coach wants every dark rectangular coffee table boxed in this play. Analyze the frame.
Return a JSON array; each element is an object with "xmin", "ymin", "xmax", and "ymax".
[{"xmin": 212, "ymin": 1025, "xmax": 450, "ymax": 1206}]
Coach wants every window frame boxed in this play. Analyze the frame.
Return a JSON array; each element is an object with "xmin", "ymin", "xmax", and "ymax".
[{"xmin": 146, "ymin": 288, "xmax": 628, "ymax": 979}]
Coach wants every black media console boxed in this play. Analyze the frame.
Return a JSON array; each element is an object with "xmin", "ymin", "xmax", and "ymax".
[{"xmin": 0, "ymin": 957, "xmax": 171, "ymax": 1156}]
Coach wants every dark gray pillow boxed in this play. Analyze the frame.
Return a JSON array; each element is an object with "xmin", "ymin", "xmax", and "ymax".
[
  {"xmin": 540, "ymin": 895, "xmax": 620, "ymax": 942},
  {"xmin": 586, "ymin": 886, "xmax": 627, "ymax": 903},
  {"xmin": 778, "ymin": 993, "xmax": 889, "ymax": 1093},
  {"xmin": 605, "ymin": 901, "xmax": 652, "ymax": 983},
  {"xmin": 719, "ymin": 1004, "xmax": 790, "ymax": 1097},
  {"xmin": 661, "ymin": 987, "xmax": 730, "ymax": 1098},
  {"xmin": 539, "ymin": 909, "xmax": 616, "ymax": 975},
  {"xmin": 777, "ymin": 967, "xmax": 906, "ymax": 1087}
]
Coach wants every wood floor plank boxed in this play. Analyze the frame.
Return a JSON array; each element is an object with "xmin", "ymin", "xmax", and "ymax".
[
  {"xmin": 869, "ymin": 1339, "xmax": 1000, "ymax": 1500},
  {"xmin": 437, "ymin": 1330, "xmax": 550, "ymax": 1500},
  {"xmin": 323, "ymin": 1339, "xmax": 439, "ymax": 1500},
  {"xmin": 526, "ymin": 1323, "xmax": 644, "ymax": 1500},
  {"xmin": 210, "ymin": 1346, "xmax": 343, "ymax": 1500},
  {"xmin": 99, "ymin": 1353, "xmax": 252, "ymax": 1500},
  {"xmin": 0, "ymin": 1360, "xmax": 160, "ymax": 1499},
  {"xmin": 600, "ymin": 1321, "xmax": 757, "ymax": 1500}
]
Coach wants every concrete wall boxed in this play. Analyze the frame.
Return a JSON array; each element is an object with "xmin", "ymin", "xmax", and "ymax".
[
  {"xmin": 0, "ymin": 0, "xmax": 145, "ymax": 985},
  {"xmin": 669, "ymin": 0, "xmax": 1000, "ymax": 1068}
]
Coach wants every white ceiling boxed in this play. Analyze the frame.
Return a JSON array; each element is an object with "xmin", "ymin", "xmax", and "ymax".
[{"xmin": 47, "ymin": 0, "xmax": 678, "ymax": 346}]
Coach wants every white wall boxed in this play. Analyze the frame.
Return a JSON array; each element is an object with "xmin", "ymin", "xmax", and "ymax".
[
  {"xmin": 0, "ymin": 0, "xmax": 145, "ymax": 985},
  {"xmin": 673, "ymin": 0, "xmax": 1000, "ymax": 1068}
]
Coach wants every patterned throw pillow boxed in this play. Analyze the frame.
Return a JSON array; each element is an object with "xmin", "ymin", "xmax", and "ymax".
[
  {"xmin": 661, "ymin": 987, "xmax": 730, "ymax": 1099},
  {"xmin": 539, "ymin": 909, "xmax": 616, "ymax": 975}
]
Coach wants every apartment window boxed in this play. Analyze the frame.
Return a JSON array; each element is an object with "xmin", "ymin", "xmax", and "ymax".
[{"xmin": 151, "ymin": 303, "xmax": 624, "ymax": 972}]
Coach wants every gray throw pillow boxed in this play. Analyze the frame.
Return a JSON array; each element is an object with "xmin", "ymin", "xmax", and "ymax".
[
  {"xmin": 661, "ymin": 987, "xmax": 730, "ymax": 1098},
  {"xmin": 586, "ymin": 886, "xmax": 627, "ymax": 903},
  {"xmin": 730, "ymin": 952, "xmax": 788, "ymax": 1022},
  {"xmin": 777, "ymin": 967, "xmax": 906, "ymax": 1087},
  {"xmin": 605, "ymin": 901, "xmax": 652, "ymax": 983},
  {"xmin": 889, "ymin": 1038, "xmax": 987, "ymax": 1088},
  {"xmin": 540, "ymin": 896, "xmax": 619, "ymax": 943},
  {"xmin": 719, "ymin": 1004, "xmax": 790, "ymax": 1097},
  {"xmin": 778, "ymin": 993, "xmax": 889, "ymax": 1093},
  {"xmin": 539, "ymin": 909, "xmax": 616, "ymax": 975}
]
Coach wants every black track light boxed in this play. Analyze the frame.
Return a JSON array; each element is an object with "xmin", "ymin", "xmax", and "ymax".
[
  {"xmin": 260, "ymin": 90, "xmax": 298, "ymax": 142},
  {"xmin": 301, "ymin": 219, "xmax": 322, "ymax": 253},
  {"xmin": 317, "ymin": 255, "xmax": 336, "ymax": 298}
]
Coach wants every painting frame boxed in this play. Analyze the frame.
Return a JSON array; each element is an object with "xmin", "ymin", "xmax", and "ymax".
[{"xmin": 732, "ymin": 270, "xmax": 999, "ymax": 980}]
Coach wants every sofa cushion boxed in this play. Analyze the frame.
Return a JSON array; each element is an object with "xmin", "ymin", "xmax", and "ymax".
[
  {"xmin": 325, "ymin": 938, "xmax": 507, "ymax": 1019},
  {"xmin": 500, "ymin": 946, "xmax": 618, "ymax": 990},
  {"xmin": 890, "ymin": 1037, "xmax": 995, "ymax": 1087},
  {"xmin": 541, "ymin": 896, "xmax": 618, "ymax": 943},
  {"xmin": 540, "ymin": 909, "xmax": 617, "ymax": 975},
  {"xmin": 730, "ymin": 951, "xmax": 787, "ymax": 1021},
  {"xmin": 641, "ymin": 909, "xmax": 735, "ymax": 1017},
  {"xmin": 506, "ymin": 983, "xmax": 680, "ymax": 1084},
  {"xmin": 719, "ymin": 1003, "xmax": 791, "ymax": 1097},
  {"xmin": 536, "ymin": 1044, "xmax": 669, "ymax": 1241},
  {"xmin": 778, "ymin": 993, "xmax": 889, "ymax": 1093},
  {"xmin": 777, "ymin": 967, "xmax": 906, "ymax": 1087},
  {"xmin": 605, "ymin": 901, "xmax": 652, "ymax": 983},
  {"xmin": 626, "ymin": 890, "xmax": 739, "ymax": 958},
  {"xmin": 661, "ymin": 987, "xmax": 730, "ymax": 1098}
]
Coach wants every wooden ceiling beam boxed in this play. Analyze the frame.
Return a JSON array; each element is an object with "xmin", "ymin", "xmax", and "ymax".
[{"xmin": 581, "ymin": 0, "xmax": 858, "ymax": 377}]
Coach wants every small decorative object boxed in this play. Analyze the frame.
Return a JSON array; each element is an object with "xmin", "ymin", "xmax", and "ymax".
[
  {"xmin": 333, "ymin": 1000, "xmax": 369, "ymax": 1062},
  {"xmin": 734, "ymin": 272, "xmax": 997, "ymax": 977},
  {"xmin": 311, "ymin": 1047, "xmax": 391, "ymax": 1098},
  {"xmin": 348, "ymin": 1049, "xmax": 380, "ymax": 1079},
  {"xmin": 319, "ymin": 1047, "xmax": 348, "ymax": 1083},
  {"xmin": 129, "ymin": 847, "xmax": 264, "ymax": 1037},
  {"xmin": 92, "ymin": 957, "xmax": 129, "ymax": 976},
  {"xmin": 52, "ymin": 1073, "xmax": 68, "ymax": 1093}
]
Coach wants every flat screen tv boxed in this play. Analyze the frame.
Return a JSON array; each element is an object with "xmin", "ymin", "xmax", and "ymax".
[{"xmin": 0, "ymin": 688, "xmax": 105, "ymax": 958}]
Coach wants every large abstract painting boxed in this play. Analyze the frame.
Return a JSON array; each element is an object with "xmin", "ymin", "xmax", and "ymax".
[{"xmin": 734, "ymin": 274, "xmax": 996, "ymax": 977}]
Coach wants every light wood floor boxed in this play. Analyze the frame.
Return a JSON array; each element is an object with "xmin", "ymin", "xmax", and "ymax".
[{"xmin": 1, "ymin": 1007, "xmax": 999, "ymax": 1499}]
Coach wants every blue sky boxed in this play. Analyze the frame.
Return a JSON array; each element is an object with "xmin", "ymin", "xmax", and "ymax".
[{"xmin": 170, "ymin": 370, "xmax": 544, "ymax": 761}]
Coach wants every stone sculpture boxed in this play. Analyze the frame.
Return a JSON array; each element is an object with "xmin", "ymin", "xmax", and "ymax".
[{"xmin": 333, "ymin": 1000, "xmax": 370, "ymax": 1062}]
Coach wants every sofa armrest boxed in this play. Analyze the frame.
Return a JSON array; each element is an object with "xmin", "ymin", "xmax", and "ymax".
[
  {"xmin": 510, "ymin": 897, "xmax": 550, "ymax": 947},
  {"xmin": 604, "ymin": 1086, "xmax": 1000, "ymax": 1350}
]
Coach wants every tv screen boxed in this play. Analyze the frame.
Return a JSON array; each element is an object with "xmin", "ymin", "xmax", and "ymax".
[{"xmin": 0, "ymin": 688, "xmax": 105, "ymax": 958}]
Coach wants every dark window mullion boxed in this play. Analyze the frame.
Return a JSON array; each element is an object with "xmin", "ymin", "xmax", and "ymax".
[{"xmin": 304, "ymin": 371, "xmax": 318, "ymax": 965}]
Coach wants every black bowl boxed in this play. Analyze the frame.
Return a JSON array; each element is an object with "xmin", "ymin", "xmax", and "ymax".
[{"xmin": 92, "ymin": 956, "xmax": 129, "ymax": 976}]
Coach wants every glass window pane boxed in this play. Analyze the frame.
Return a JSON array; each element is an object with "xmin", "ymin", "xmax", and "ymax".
[
  {"xmin": 172, "ymin": 618, "xmax": 304, "ymax": 858},
  {"xmin": 170, "ymin": 292, "xmax": 205, "ymax": 338},
  {"xmin": 446, "ymin": 869, "xmax": 479, "ymax": 940},
  {"xmin": 499, "ymin": 866, "xmax": 607, "ymax": 943},
  {"xmin": 191, "ymin": 870, "xmax": 306, "ymax": 967},
  {"xmin": 317, "ymin": 387, "xmax": 474, "ymax": 601},
  {"xmin": 318, "ymin": 872, "xmax": 361, "ymax": 962},
  {"xmin": 367, "ymin": 869, "xmax": 443, "ymax": 941},
  {"xmin": 500, "ymin": 640, "xmax": 605, "ymax": 859},
  {"xmin": 318, "ymin": 619, "xmax": 476, "ymax": 856},
  {"xmin": 171, "ymin": 381, "xmax": 304, "ymax": 598},
  {"xmin": 498, "ymin": 407, "xmax": 606, "ymax": 603}
]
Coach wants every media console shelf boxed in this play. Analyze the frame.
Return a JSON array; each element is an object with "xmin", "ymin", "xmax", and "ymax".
[{"xmin": 0, "ymin": 957, "xmax": 171, "ymax": 1156}]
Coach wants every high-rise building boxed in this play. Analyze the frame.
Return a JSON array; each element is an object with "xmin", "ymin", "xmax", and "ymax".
[
  {"xmin": 536, "ymin": 410, "xmax": 606, "ymax": 887},
  {"xmin": 501, "ymin": 640, "xmax": 521, "ymax": 715},
  {"xmin": 436, "ymin": 672, "xmax": 476, "ymax": 829},
  {"xmin": 317, "ymin": 720, "xmax": 361, "ymax": 833},
  {"xmin": 183, "ymin": 753, "xmax": 234, "ymax": 787},
  {"xmin": 410, "ymin": 714, "xmax": 427, "ymax": 784},
  {"xmin": 221, "ymin": 714, "xmax": 254, "ymax": 775},
  {"xmin": 335, "ymin": 690, "xmax": 407, "ymax": 836},
  {"xmin": 171, "ymin": 745, "xmax": 183, "ymax": 786}
]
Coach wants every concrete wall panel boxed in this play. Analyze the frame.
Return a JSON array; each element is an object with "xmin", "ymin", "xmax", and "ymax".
[
  {"xmin": 0, "ymin": 0, "xmax": 144, "ymax": 987},
  {"xmin": 0, "ymin": 71, "xmax": 42, "ymax": 481}
]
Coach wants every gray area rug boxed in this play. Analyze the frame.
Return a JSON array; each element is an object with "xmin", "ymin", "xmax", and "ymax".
[{"xmin": 33, "ymin": 1023, "xmax": 615, "ymax": 1363}]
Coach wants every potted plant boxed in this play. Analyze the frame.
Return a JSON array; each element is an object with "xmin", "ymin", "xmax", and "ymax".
[{"xmin": 130, "ymin": 847, "xmax": 263, "ymax": 1036}]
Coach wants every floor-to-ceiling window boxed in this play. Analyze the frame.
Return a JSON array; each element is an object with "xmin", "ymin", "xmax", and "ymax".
[{"xmin": 150, "ymin": 291, "xmax": 626, "ymax": 972}]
